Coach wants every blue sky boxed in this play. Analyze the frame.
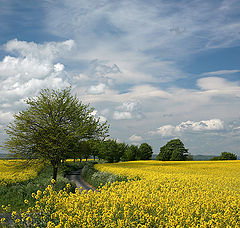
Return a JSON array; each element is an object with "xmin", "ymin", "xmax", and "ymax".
[{"xmin": 0, "ymin": 0, "xmax": 240, "ymax": 155}]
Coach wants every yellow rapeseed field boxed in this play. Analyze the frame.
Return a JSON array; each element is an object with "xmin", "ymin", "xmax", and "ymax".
[
  {"xmin": 3, "ymin": 160, "xmax": 240, "ymax": 227},
  {"xmin": 0, "ymin": 159, "xmax": 43, "ymax": 186}
]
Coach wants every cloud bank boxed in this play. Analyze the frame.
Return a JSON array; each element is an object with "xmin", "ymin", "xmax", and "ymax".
[{"xmin": 150, "ymin": 119, "xmax": 224, "ymax": 137}]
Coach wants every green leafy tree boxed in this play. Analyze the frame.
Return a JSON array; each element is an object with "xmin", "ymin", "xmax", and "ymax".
[
  {"xmin": 185, "ymin": 154, "xmax": 193, "ymax": 161},
  {"xmin": 118, "ymin": 142, "xmax": 128, "ymax": 160},
  {"xmin": 3, "ymin": 88, "xmax": 109, "ymax": 180},
  {"xmin": 88, "ymin": 139, "xmax": 101, "ymax": 161},
  {"xmin": 80, "ymin": 141, "xmax": 91, "ymax": 161},
  {"xmin": 156, "ymin": 139, "xmax": 189, "ymax": 161},
  {"xmin": 136, "ymin": 143, "xmax": 153, "ymax": 160},
  {"xmin": 122, "ymin": 145, "xmax": 138, "ymax": 161},
  {"xmin": 211, "ymin": 152, "xmax": 237, "ymax": 160},
  {"xmin": 221, "ymin": 152, "xmax": 237, "ymax": 160},
  {"xmin": 68, "ymin": 139, "xmax": 82, "ymax": 163},
  {"xmin": 98, "ymin": 140, "xmax": 126, "ymax": 163},
  {"xmin": 156, "ymin": 145, "xmax": 171, "ymax": 161}
]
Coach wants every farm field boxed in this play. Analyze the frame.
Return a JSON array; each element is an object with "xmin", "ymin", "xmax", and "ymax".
[
  {"xmin": 2, "ymin": 160, "xmax": 240, "ymax": 227},
  {"xmin": 95, "ymin": 160, "xmax": 240, "ymax": 227},
  {"xmin": 0, "ymin": 160, "xmax": 43, "ymax": 186}
]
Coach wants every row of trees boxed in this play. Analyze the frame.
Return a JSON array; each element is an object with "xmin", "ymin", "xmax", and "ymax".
[
  {"xmin": 70, "ymin": 138, "xmax": 237, "ymax": 162},
  {"xmin": 70, "ymin": 140, "xmax": 153, "ymax": 163}
]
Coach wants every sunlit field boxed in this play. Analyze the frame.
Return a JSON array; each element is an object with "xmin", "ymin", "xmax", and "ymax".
[
  {"xmin": 0, "ymin": 160, "xmax": 43, "ymax": 186},
  {"xmin": 66, "ymin": 158, "xmax": 99, "ymax": 162},
  {"xmin": 3, "ymin": 160, "xmax": 240, "ymax": 227}
]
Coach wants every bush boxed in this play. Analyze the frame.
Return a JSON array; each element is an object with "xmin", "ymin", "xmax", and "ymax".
[
  {"xmin": 62, "ymin": 162, "xmax": 86, "ymax": 175},
  {"xmin": 80, "ymin": 161, "xmax": 128, "ymax": 189},
  {"xmin": 81, "ymin": 162, "xmax": 97, "ymax": 179}
]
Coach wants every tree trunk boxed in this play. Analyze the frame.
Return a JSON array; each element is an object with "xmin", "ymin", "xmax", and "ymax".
[
  {"xmin": 93, "ymin": 155, "xmax": 95, "ymax": 161},
  {"xmin": 52, "ymin": 165, "xmax": 58, "ymax": 181},
  {"xmin": 74, "ymin": 158, "xmax": 75, "ymax": 163}
]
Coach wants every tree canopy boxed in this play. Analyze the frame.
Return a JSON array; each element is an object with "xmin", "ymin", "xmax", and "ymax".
[
  {"xmin": 156, "ymin": 139, "xmax": 189, "ymax": 161},
  {"xmin": 122, "ymin": 145, "xmax": 138, "ymax": 161},
  {"xmin": 3, "ymin": 87, "xmax": 109, "ymax": 180},
  {"xmin": 136, "ymin": 143, "xmax": 153, "ymax": 160},
  {"xmin": 98, "ymin": 140, "xmax": 126, "ymax": 163},
  {"xmin": 211, "ymin": 152, "xmax": 237, "ymax": 160}
]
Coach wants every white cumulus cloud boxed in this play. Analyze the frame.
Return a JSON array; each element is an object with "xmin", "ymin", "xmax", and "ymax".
[
  {"xmin": 113, "ymin": 111, "xmax": 132, "ymax": 120},
  {"xmin": 150, "ymin": 125, "xmax": 176, "ymax": 137},
  {"xmin": 176, "ymin": 119, "xmax": 224, "ymax": 132},
  {"xmin": 0, "ymin": 111, "xmax": 13, "ymax": 124},
  {"xmin": 88, "ymin": 83, "xmax": 107, "ymax": 94},
  {"xmin": 0, "ymin": 56, "xmax": 51, "ymax": 79},
  {"xmin": 150, "ymin": 119, "xmax": 224, "ymax": 137},
  {"xmin": 0, "ymin": 39, "xmax": 73, "ymax": 108},
  {"xmin": 4, "ymin": 39, "xmax": 74, "ymax": 61},
  {"xmin": 54, "ymin": 63, "xmax": 64, "ymax": 72},
  {"xmin": 113, "ymin": 101, "xmax": 143, "ymax": 120},
  {"xmin": 129, "ymin": 134, "xmax": 143, "ymax": 142},
  {"xmin": 89, "ymin": 110, "xmax": 107, "ymax": 123}
]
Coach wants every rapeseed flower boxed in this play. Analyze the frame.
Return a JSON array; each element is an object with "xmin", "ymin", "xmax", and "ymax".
[{"xmin": 3, "ymin": 160, "xmax": 240, "ymax": 227}]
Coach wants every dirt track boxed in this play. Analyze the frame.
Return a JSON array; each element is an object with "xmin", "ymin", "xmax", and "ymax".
[{"xmin": 66, "ymin": 170, "xmax": 96, "ymax": 192}]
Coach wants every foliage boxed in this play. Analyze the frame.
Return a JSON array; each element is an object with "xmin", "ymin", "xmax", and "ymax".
[
  {"xmin": 88, "ymin": 139, "xmax": 101, "ymax": 160},
  {"xmin": 185, "ymin": 153, "xmax": 194, "ymax": 161},
  {"xmin": 4, "ymin": 160, "xmax": 240, "ymax": 227},
  {"xmin": 98, "ymin": 141, "xmax": 153, "ymax": 162},
  {"xmin": 156, "ymin": 139, "xmax": 189, "ymax": 161},
  {"xmin": 211, "ymin": 152, "xmax": 237, "ymax": 160},
  {"xmin": 3, "ymin": 87, "xmax": 109, "ymax": 180},
  {"xmin": 79, "ymin": 141, "xmax": 91, "ymax": 161},
  {"xmin": 122, "ymin": 145, "xmax": 139, "ymax": 161},
  {"xmin": 117, "ymin": 142, "xmax": 128, "ymax": 160},
  {"xmin": 81, "ymin": 161, "xmax": 128, "ymax": 189},
  {"xmin": 136, "ymin": 143, "xmax": 153, "ymax": 160},
  {"xmin": 61, "ymin": 161, "xmax": 86, "ymax": 174},
  {"xmin": 81, "ymin": 162, "xmax": 98, "ymax": 182},
  {"xmin": 98, "ymin": 140, "xmax": 125, "ymax": 163}
]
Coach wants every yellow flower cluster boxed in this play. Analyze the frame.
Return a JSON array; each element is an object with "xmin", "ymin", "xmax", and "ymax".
[
  {"xmin": 0, "ymin": 160, "xmax": 43, "ymax": 186},
  {"xmin": 6, "ymin": 161, "xmax": 240, "ymax": 227}
]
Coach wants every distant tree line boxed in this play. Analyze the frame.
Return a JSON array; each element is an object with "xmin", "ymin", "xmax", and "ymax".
[
  {"xmin": 210, "ymin": 152, "xmax": 237, "ymax": 160},
  {"xmin": 68, "ymin": 138, "xmax": 237, "ymax": 163},
  {"xmin": 71, "ymin": 138, "xmax": 192, "ymax": 163},
  {"xmin": 155, "ymin": 139, "xmax": 237, "ymax": 161},
  {"xmin": 69, "ymin": 139, "xmax": 153, "ymax": 163}
]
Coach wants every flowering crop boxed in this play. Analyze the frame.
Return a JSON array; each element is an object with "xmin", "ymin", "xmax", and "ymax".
[
  {"xmin": 0, "ymin": 159, "xmax": 43, "ymax": 186},
  {"xmin": 2, "ymin": 160, "xmax": 240, "ymax": 227}
]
